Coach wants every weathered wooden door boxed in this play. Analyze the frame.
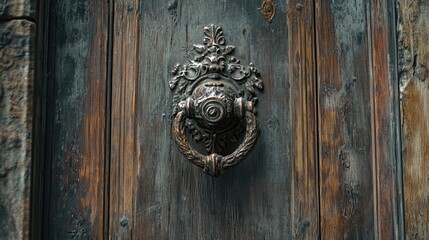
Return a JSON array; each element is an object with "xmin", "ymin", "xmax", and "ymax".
[{"xmin": 34, "ymin": 0, "xmax": 404, "ymax": 239}]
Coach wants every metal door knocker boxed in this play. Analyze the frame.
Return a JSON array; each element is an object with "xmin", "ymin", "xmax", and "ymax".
[{"xmin": 169, "ymin": 24, "xmax": 263, "ymax": 177}]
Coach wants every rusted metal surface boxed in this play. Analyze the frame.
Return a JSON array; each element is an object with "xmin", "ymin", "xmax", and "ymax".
[{"xmin": 399, "ymin": 0, "xmax": 429, "ymax": 239}]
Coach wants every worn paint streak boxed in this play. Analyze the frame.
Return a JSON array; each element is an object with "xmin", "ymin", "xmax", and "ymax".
[
  {"xmin": 80, "ymin": 0, "xmax": 109, "ymax": 234},
  {"xmin": 43, "ymin": 0, "xmax": 109, "ymax": 238}
]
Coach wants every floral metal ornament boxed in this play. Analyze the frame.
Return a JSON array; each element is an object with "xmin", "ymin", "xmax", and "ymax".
[{"xmin": 169, "ymin": 24, "xmax": 263, "ymax": 177}]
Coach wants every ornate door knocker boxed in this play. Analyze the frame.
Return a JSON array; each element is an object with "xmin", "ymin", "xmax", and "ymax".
[{"xmin": 169, "ymin": 25, "xmax": 263, "ymax": 177}]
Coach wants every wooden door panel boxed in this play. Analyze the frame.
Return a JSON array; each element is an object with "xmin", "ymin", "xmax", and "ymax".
[
  {"xmin": 108, "ymin": 0, "xmax": 318, "ymax": 239},
  {"xmin": 37, "ymin": 0, "xmax": 405, "ymax": 239}
]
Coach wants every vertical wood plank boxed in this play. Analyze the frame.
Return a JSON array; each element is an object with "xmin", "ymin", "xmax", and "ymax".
[
  {"xmin": 315, "ymin": 1, "xmax": 375, "ymax": 238},
  {"xmin": 398, "ymin": 0, "xmax": 429, "ymax": 239},
  {"xmin": 287, "ymin": 0, "xmax": 319, "ymax": 238},
  {"xmin": 371, "ymin": 0, "xmax": 405, "ymax": 239},
  {"xmin": 43, "ymin": 0, "xmax": 109, "ymax": 238},
  {"xmin": 108, "ymin": 0, "xmax": 140, "ymax": 238},
  {"xmin": 316, "ymin": 0, "xmax": 404, "ymax": 238}
]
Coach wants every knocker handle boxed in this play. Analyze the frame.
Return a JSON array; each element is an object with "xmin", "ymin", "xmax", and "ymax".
[{"xmin": 172, "ymin": 110, "xmax": 259, "ymax": 177}]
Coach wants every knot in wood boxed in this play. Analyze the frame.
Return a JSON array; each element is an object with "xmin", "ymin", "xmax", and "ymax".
[{"xmin": 259, "ymin": 0, "xmax": 275, "ymax": 22}]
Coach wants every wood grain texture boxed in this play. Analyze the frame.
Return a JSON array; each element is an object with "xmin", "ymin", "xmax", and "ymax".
[
  {"xmin": 108, "ymin": 0, "xmax": 139, "ymax": 238},
  {"xmin": 371, "ymin": 0, "xmax": 405, "ymax": 238},
  {"xmin": 316, "ymin": 1, "xmax": 374, "ymax": 238},
  {"xmin": 287, "ymin": 0, "xmax": 319, "ymax": 238},
  {"xmin": 107, "ymin": 0, "xmax": 317, "ymax": 239},
  {"xmin": 316, "ymin": 0, "xmax": 404, "ymax": 238},
  {"xmin": 42, "ymin": 0, "xmax": 109, "ymax": 238},
  {"xmin": 398, "ymin": 0, "xmax": 429, "ymax": 239}
]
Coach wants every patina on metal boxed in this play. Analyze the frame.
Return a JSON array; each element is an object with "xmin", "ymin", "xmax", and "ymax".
[{"xmin": 169, "ymin": 24, "xmax": 263, "ymax": 177}]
